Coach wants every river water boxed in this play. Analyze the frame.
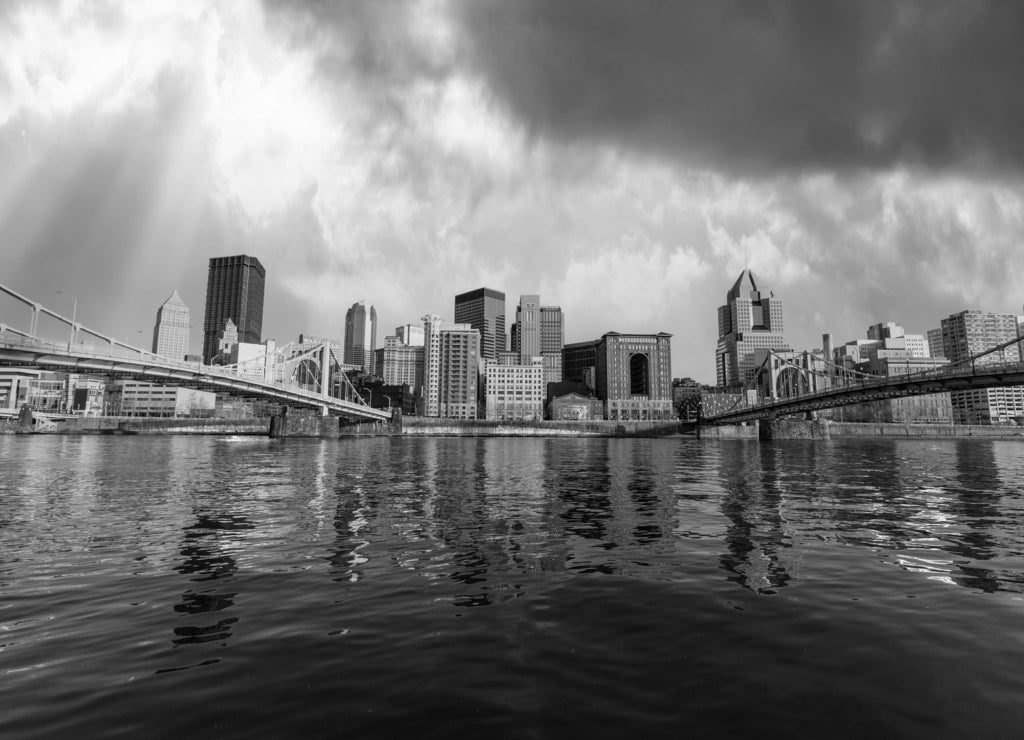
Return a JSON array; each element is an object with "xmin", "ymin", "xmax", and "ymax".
[{"xmin": 2, "ymin": 434, "xmax": 1024, "ymax": 738}]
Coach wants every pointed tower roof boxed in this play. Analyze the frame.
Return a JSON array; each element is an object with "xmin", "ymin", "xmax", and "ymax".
[
  {"xmin": 727, "ymin": 268, "xmax": 760, "ymax": 301},
  {"xmin": 161, "ymin": 290, "xmax": 187, "ymax": 308}
]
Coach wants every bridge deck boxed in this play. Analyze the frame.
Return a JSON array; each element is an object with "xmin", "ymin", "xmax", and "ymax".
[
  {"xmin": 0, "ymin": 337, "xmax": 390, "ymax": 421},
  {"xmin": 705, "ymin": 360, "xmax": 1024, "ymax": 423}
]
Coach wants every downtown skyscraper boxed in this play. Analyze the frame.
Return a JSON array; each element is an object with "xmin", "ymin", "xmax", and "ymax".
[
  {"xmin": 344, "ymin": 301, "xmax": 377, "ymax": 375},
  {"xmin": 151, "ymin": 290, "xmax": 190, "ymax": 361},
  {"xmin": 421, "ymin": 314, "xmax": 479, "ymax": 419},
  {"xmin": 202, "ymin": 255, "xmax": 265, "ymax": 364},
  {"xmin": 512, "ymin": 295, "xmax": 564, "ymax": 383},
  {"xmin": 454, "ymin": 287, "xmax": 506, "ymax": 363},
  {"xmin": 715, "ymin": 268, "xmax": 789, "ymax": 388}
]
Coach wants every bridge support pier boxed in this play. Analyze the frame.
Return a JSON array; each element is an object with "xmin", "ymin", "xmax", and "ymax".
[
  {"xmin": 759, "ymin": 417, "xmax": 830, "ymax": 441},
  {"xmin": 270, "ymin": 408, "xmax": 401, "ymax": 437},
  {"xmin": 269, "ymin": 406, "xmax": 289, "ymax": 438},
  {"xmin": 18, "ymin": 404, "xmax": 34, "ymax": 431}
]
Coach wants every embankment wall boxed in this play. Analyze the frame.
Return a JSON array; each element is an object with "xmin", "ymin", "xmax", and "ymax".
[
  {"xmin": 1, "ymin": 416, "xmax": 269, "ymax": 435},
  {"xmin": 697, "ymin": 423, "xmax": 759, "ymax": 439},
  {"xmin": 827, "ymin": 422, "xmax": 1024, "ymax": 438},
  {"xmin": 397, "ymin": 418, "xmax": 684, "ymax": 437}
]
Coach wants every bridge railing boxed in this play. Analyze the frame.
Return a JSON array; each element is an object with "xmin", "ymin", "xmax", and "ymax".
[
  {"xmin": 706, "ymin": 357, "xmax": 1024, "ymax": 420},
  {"xmin": 0, "ymin": 329, "xmax": 376, "ymax": 409}
]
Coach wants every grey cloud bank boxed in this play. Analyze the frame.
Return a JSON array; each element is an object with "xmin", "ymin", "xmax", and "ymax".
[{"xmin": 456, "ymin": 0, "xmax": 1024, "ymax": 174}]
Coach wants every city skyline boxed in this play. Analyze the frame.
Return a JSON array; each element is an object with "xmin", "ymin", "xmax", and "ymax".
[{"xmin": 3, "ymin": 1, "xmax": 1024, "ymax": 382}]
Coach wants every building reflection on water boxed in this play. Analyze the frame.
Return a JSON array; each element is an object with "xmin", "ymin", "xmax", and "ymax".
[
  {"xmin": 172, "ymin": 512, "xmax": 252, "ymax": 646},
  {"xmin": 944, "ymin": 440, "xmax": 1020, "ymax": 593},
  {"xmin": 242, "ymin": 436, "xmax": 1024, "ymax": 616},
  {"xmin": 716, "ymin": 442, "xmax": 794, "ymax": 595}
]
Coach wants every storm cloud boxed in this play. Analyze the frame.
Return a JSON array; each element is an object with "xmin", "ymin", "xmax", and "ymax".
[{"xmin": 456, "ymin": 0, "xmax": 1024, "ymax": 174}]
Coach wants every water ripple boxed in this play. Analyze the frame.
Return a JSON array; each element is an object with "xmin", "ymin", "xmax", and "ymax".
[{"xmin": 2, "ymin": 435, "xmax": 1024, "ymax": 738}]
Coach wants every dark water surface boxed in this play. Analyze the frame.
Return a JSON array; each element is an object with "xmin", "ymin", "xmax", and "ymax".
[{"xmin": 3, "ymin": 435, "xmax": 1024, "ymax": 738}]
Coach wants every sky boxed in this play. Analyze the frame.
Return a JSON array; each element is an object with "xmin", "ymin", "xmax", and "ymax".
[{"xmin": 2, "ymin": 0, "xmax": 1023, "ymax": 382}]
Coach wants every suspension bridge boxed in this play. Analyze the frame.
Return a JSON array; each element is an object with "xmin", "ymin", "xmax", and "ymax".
[
  {"xmin": 704, "ymin": 335, "xmax": 1024, "ymax": 424},
  {"xmin": 0, "ymin": 283, "xmax": 390, "ymax": 421}
]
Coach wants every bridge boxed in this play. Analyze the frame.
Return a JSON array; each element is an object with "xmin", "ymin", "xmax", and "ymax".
[
  {"xmin": 704, "ymin": 335, "xmax": 1024, "ymax": 424},
  {"xmin": 0, "ymin": 283, "xmax": 390, "ymax": 421}
]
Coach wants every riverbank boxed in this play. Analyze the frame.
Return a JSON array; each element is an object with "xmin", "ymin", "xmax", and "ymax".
[
  {"xmin": 6, "ymin": 414, "xmax": 1024, "ymax": 440},
  {"xmin": 398, "ymin": 417, "xmax": 686, "ymax": 437},
  {"xmin": 827, "ymin": 421, "xmax": 1024, "ymax": 438},
  {"xmin": 699, "ymin": 419, "xmax": 1024, "ymax": 440},
  {"xmin": 1, "ymin": 416, "xmax": 269, "ymax": 435},
  {"xmin": 1, "ymin": 414, "xmax": 687, "ymax": 438}
]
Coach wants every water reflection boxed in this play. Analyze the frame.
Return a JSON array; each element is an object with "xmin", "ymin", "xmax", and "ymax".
[
  {"xmin": 716, "ymin": 442, "xmax": 793, "ymax": 595},
  {"xmin": 172, "ymin": 512, "xmax": 252, "ymax": 646},
  {"xmin": 328, "ymin": 473, "xmax": 372, "ymax": 583},
  {"xmin": 551, "ymin": 438, "xmax": 613, "ymax": 575},
  {"xmin": 943, "ymin": 441, "xmax": 1013, "ymax": 593},
  {"xmin": 808, "ymin": 439, "xmax": 1024, "ymax": 595},
  {"xmin": 432, "ymin": 439, "xmax": 549, "ymax": 607}
]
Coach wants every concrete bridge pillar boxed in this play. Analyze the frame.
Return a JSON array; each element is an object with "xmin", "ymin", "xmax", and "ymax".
[
  {"xmin": 18, "ymin": 404, "xmax": 34, "ymax": 431},
  {"xmin": 759, "ymin": 416, "xmax": 830, "ymax": 441},
  {"xmin": 269, "ymin": 406, "xmax": 288, "ymax": 438}
]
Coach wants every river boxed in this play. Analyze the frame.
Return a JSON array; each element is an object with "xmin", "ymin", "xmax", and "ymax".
[{"xmin": 2, "ymin": 435, "xmax": 1024, "ymax": 738}]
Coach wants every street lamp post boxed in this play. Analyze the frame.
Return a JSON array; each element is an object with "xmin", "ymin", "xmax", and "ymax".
[{"xmin": 57, "ymin": 291, "xmax": 77, "ymax": 351}]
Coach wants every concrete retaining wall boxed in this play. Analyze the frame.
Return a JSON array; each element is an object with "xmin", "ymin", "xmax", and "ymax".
[
  {"xmin": 698, "ymin": 423, "xmax": 759, "ymax": 439},
  {"xmin": 827, "ymin": 421, "xmax": 1024, "ymax": 438},
  {"xmin": 400, "ymin": 418, "xmax": 683, "ymax": 437},
  {"xmin": 116, "ymin": 418, "xmax": 269, "ymax": 435},
  {"xmin": 761, "ymin": 419, "xmax": 831, "ymax": 440},
  {"xmin": 3, "ymin": 415, "xmax": 269, "ymax": 435}
]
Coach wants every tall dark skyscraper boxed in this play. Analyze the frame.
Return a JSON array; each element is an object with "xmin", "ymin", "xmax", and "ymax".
[
  {"xmin": 202, "ymin": 255, "xmax": 265, "ymax": 363},
  {"xmin": 454, "ymin": 287, "xmax": 505, "ymax": 362}
]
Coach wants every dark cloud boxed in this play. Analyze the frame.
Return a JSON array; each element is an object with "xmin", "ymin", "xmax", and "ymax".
[{"xmin": 454, "ymin": 0, "xmax": 1024, "ymax": 174}]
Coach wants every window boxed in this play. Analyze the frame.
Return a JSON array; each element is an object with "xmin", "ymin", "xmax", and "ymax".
[{"xmin": 630, "ymin": 353, "xmax": 650, "ymax": 396}]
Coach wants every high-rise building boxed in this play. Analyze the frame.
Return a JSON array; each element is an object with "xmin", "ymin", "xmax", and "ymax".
[
  {"xmin": 715, "ymin": 269, "xmax": 790, "ymax": 388},
  {"xmin": 596, "ymin": 332, "xmax": 674, "ymax": 420},
  {"xmin": 344, "ymin": 301, "xmax": 377, "ymax": 375},
  {"xmin": 216, "ymin": 319, "xmax": 238, "ymax": 363},
  {"xmin": 421, "ymin": 314, "xmax": 480, "ymax": 418},
  {"xmin": 926, "ymin": 327, "xmax": 945, "ymax": 359},
  {"xmin": 563, "ymin": 339, "xmax": 599, "ymax": 391},
  {"xmin": 202, "ymin": 255, "xmax": 265, "ymax": 364},
  {"xmin": 513, "ymin": 295, "xmax": 541, "ymax": 360},
  {"xmin": 454, "ymin": 288, "xmax": 505, "ymax": 363},
  {"xmin": 511, "ymin": 297, "xmax": 564, "ymax": 384},
  {"xmin": 540, "ymin": 306, "xmax": 564, "ymax": 354},
  {"xmin": 395, "ymin": 324, "xmax": 425, "ymax": 347},
  {"xmin": 484, "ymin": 355, "xmax": 544, "ymax": 421},
  {"xmin": 940, "ymin": 309, "xmax": 1024, "ymax": 424},
  {"xmin": 374, "ymin": 335, "xmax": 424, "ymax": 388},
  {"xmin": 151, "ymin": 290, "xmax": 190, "ymax": 361},
  {"xmin": 540, "ymin": 305, "xmax": 564, "ymax": 384}
]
